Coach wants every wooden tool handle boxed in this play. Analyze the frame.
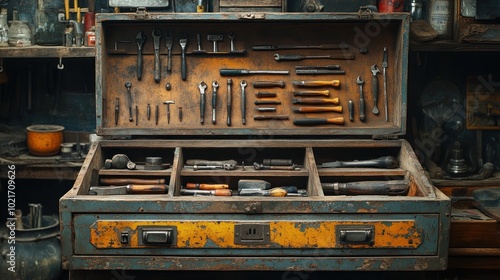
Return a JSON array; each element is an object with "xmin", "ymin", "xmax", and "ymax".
[
  {"xmin": 128, "ymin": 184, "xmax": 168, "ymax": 194},
  {"xmin": 252, "ymin": 81, "xmax": 285, "ymax": 88},
  {"xmin": 302, "ymin": 80, "xmax": 340, "ymax": 87},
  {"xmin": 293, "ymin": 106, "xmax": 342, "ymax": 113},
  {"xmin": 293, "ymin": 117, "xmax": 344, "ymax": 126},
  {"xmin": 214, "ymin": 189, "xmax": 233, "ymax": 196},
  {"xmin": 293, "ymin": 90, "xmax": 330, "ymax": 96},
  {"xmin": 100, "ymin": 178, "xmax": 166, "ymax": 185},
  {"xmin": 185, "ymin": 183, "xmax": 229, "ymax": 190},
  {"xmin": 269, "ymin": 188, "xmax": 287, "ymax": 197}
]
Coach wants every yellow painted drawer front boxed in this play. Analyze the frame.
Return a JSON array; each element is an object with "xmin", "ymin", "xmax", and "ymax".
[{"xmin": 90, "ymin": 220, "xmax": 422, "ymax": 249}]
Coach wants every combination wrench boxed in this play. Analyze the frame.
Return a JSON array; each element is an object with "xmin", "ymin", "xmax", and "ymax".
[
  {"xmin": 198, "ymin": 81, "xmax": 207, "ymax": 124},
  {"xmin": 240, "ymin": 80, "xmax": 247, "ymax": 125},
  {"xmin": 152, "ymin": 28, "xmax": 162, "ymax": 83},
  {"xmin": 212, "ymin": 81, "xmax": 219, "ymax": 124},
  {"xmin": 356, "ymin": 76, "xmax": 366, "ymax": 122}
]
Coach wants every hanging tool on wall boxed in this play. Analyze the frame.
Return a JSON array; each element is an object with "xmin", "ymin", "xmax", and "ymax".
[
  {"xmin": 125, "ymin": 81, "xmax": 133, "ymax": 122},
  {"xmin": 135, "ymin": 31, "xmax": 146, "ymax": 81},
  {"xmin": 180, "ymin": 33, "xmax": 188, "ymax": 80},
  {"xmin": 212, "ymin": 81, "xmax": 219, "ymax": 124},
  {"xmin": 198, "ymin": 81, "xmax": 207, "ymax": 124},
  {"xmin": 152, "ymin": 28, "xmax": 162, "ymax": 83},
  {"xmin": 382, "ymin": 47, "xmax": 389, "ymax": 121},
  {"xmin": 370, "ymin": 64, "xmax": 381, "ymax": 115}
]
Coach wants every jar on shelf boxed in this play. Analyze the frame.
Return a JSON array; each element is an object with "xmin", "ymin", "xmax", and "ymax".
[
  {"xmin": 0, "ymin": 8, "xmax": 8, "ymax": 46},
  {"xmin": 427, "ymin": 0, "xmax": 454, "ymax": 39},
  {"xmin": 7, "ymin": 10, "xmax": 32, "ymax": 46}
]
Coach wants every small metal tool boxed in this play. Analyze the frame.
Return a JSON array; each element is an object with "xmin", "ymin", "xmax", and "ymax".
[
  {"xmin": 135, "ymin": 105, "xmax": 138, "ymax": 125},
  {"xmin": 163, "ymin": 100, "xmax": 174, "ymax": 124},
  {"xmin": 356, "ymin": 76, "xmax": 366, "ymax": 122},
  {"xmin": 254, "ymin": 115, "xmax": 289, "ymax": 120},
  {"xmin": 228, "ymin": 32, "xmax": 235, "ymax": 52},
  {"xmin": 254, "ymin": 100, "xmax": 281, "ymax": 105},
  {"xmin": 147, "ymin": 103, "xmax": 151, "ymax": 120},
  {"xmin": 370, "ymin": 64, "xmax": 381, "ymax": 115},
  {"xmin": 382, "ymin": 47, "xmax": 388, "ymax": 121},
  {"xmin": 180, "ymin": 33, "xmax": 187, "ymax": 80},
  {"xmin": 348, "ymin": 99, "xmax": 354, "ymax": 122},
  {"xmin": 292, "ymin": 80, "xmax": 340, "ymax": 87},
  {"xmin": 227, "ymin": 79, "xmax": 232, "ymax": 126},
  {"xmin": 208, "ymin": 34, "xmax": 223, "ymax": 52},
  {"xmin": 178, "ymin": 107, "xmax": 183, "ymax": 122},
  {"xmin": 125, "ymin": 81, "xmax": 133, "ymax": 122},
  {"xmin": 212, "ymin": 81, "xmax": 219, "ymax": 124},
  {"xmin": 193, "ymin": 33, "xmax": 206, "ymax": 54},
  {"xmin": 293, "ymin": 90, "xmax": 329, "ymax": 97},
  {"xmin": 155, "ymin": 105, "xmax": 159, "ymax": 125},
  {"xmin": 253, "ymin": 43, "xmax": 350, "ymax": 50},
  {"xmin": 255, "ymin": 92, "xmax": 277, "ymax": 98},
  {"xmin": 114, "ymin": 97, "xmax": 119, "ymax": 125},
  {"xmin": 240, "ymin": 80, "xmax": 247, "ymax": 124},
  {"xmin": 152, "ymin": 28, "xmax": 162, "ymax": 83},
  {"xmin": 165, "ymin": 31, "xmax": 173, "ymax": 72},
  {"xmin": 198, "ymin": 81, "xmax": 207, "ymax": 124},
  {"xmin": 255, "ymin": 107, "xmax": 276, "ymax": 112}
]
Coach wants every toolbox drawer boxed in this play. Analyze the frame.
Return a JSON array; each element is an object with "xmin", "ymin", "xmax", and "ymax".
[{"xmin": 60, "ymin": 11, "xmax": 450, "ymax": 272}]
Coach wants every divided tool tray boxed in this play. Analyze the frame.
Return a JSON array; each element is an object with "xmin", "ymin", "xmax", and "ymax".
[{"xmin": 96, "ymin": 12, "xmax": 408, "ymax": 136}]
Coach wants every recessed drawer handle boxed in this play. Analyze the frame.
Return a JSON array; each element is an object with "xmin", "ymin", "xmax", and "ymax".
[{"xmin": 338, "ymin": 226, "xmax": 374, "ymax": 245}]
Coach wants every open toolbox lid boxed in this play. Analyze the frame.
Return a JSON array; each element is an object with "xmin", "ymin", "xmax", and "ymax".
[{"xmin": 95, "ymin": 12, "xmax": 409, "ymax": 137}]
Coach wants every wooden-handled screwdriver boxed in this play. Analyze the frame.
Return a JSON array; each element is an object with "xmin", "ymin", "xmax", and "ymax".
[
  {"xmin": 293, "ymin": 117, "xmax": 345, "ymax": 126},
  {"xmin": 180, "ymin": 189, "xmax": 232, "ymax": 196},
  {"xmin": 292, "ymin": 80, "xmax": 340, "ymax": 87},
  {"xmin": 185, "ymin": 183, "xmax": 229, "ymax": 190},
  {"xmin": 89, "ymin": 184, "xmax": 168, "ymax": 195}
]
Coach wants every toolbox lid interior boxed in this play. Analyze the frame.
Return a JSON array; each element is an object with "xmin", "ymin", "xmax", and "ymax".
[{"xmin": 94, "ymin": 12, "xmax": 409, "ymax": 137}]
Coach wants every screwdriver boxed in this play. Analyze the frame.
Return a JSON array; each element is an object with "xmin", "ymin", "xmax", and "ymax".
[{"xmin": 220, "ymin": 68, "xmax": 289, "ymax": 76}]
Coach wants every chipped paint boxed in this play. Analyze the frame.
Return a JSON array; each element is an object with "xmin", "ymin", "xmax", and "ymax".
[{"xmin": 90, "ymin": 220, "xmax": 422, "ymax": 249}]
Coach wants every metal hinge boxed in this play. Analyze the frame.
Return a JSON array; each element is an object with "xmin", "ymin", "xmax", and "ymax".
[
  {"xmin": 358, "ymin": 6, "xmax": 375, "ymax": 20},
  {"xmin": 135, "ymin": 7, "xmax": 148, "ymax": 19},
  {"xmin": 372, "ymin": 134, "xmax": 399, "ymax": 140},
  {"xmin": 238, "ymin": 13, "xmax": 265, "ymax": 20}
]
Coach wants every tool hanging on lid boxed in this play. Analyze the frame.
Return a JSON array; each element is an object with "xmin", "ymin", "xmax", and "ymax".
[
  {"xmin": 220, "ymin": 69, "xmax": 289, "ymax": 76},
  {"xmin": 152, "ymin": 28, "xmax": 162, "ymax": 83},
  {"xmin": 135, "ymin": 31, "xmax": 146, "ymax": 80},
  {"xmin": 253, "ymin": 43, "xmax": 349, "ymax": 50},
  {"xmin": 274, "ymin": 54, "xmax": 354, "ymax": 61}
]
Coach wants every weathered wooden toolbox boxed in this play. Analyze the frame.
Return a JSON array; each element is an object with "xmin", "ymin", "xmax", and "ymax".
[{"xmin": 60, "ymin": 10, "xmax": 451, "ymax": 273}]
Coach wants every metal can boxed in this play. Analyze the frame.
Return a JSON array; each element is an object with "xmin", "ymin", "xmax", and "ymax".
[
  {"xmin": 85, "ymin": 27, "xmax": 96, "ymax": 47},
  {"xmin": 427, "ymin": 0, "xmax": 454, "ymax": 39},
  {"xmin": 379, "ymin": 0, "xmax": 405, "ymax": 13}
]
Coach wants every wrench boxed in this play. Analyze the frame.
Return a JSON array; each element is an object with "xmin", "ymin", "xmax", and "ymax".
[
  {"xmin": 240, "ymin": 80, "xmax": 247, "ymax": 125},
  {"xmin": 180, "ymin": 34, "xmax": 188, "ymax": 81},
  {"xmin": 152, "ymin": 28, "xmax": 162, "ymax": 83},
  {"xmin": 165, "ymin": 31, "xmax": 173, "ymax": 72},
  {"xmin": 382, "ymin": 47, "xmax": 388, "ymax": 121},
  {"xmin": 228, "ymin": 32, "xmax": 235, "ymax": 52},
  {"xmin": 356, "ymin": 76, "xmax": 366, "ymax": 122},
  {"xmin": 370, "ymin": 64, "xmax": 381, "ymax": 115},
  {"xmin": 198, "ymin": 81, "xmax": 207, "ymax": 124},
  {"xmin": 212, "ymin": 81, "xmax": 219, "ymax": 124},
  {"xmin": 125, "ymin": 81, "xmax": 133, "ymax": 122},
  {"xmin": 135, "ymin": 31, "xmax": 146, "ymax": 80}
]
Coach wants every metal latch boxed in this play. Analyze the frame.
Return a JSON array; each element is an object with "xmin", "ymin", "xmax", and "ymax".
[
  {"xmin": 372, "ymin": 134, "xmax": 399, "ymax": 140},
  {"xmin": 358, "ymin": 6, "xmax": 375, "ymax": 20},
  {"xmin": 238, "ymin": 13, "xmax": 265, "ymax": 20},
  {"xmin": 138, "ymin": 226, "xmax": 177, "ymax": 246},
  {"xmin": 135, "ymin": 7, "xmax": 148, "ymax": 19}
]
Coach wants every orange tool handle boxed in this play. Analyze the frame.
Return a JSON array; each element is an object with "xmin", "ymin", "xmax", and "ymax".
[
  {"xmin": 65, "ymin": 0, "xmax": 70, "ymax": 20},
  {"xmin": 293, "ymin": 90, "xmax": 330, "ymax": 96},
  {"xmin": 269, "ymin": 188, "xmax": 287, "ymax": 197},
  {"xmin": 213, "ymin": 189, "xmax": 233, "ymax": 196},
  {"xmin": 186, "ymin": 183, "xmax": 229, "ymax": 190},
  {"xmin": 293, "ymin": 106, "xmax": 342, "ymax": 113},
  {"xmin": 298, "ymin": 80, "xmax": 340, "ymax": 87},
  {"xmin": 293, "ymin": 117, "xmax": 345, "ymax": 126},
  {"xmin": 128, "ymin": 184, "xmax": 168, "ymax": 194}
]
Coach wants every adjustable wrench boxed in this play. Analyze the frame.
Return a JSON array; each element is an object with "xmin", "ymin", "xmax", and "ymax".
[
  {"xmin": 198, "ymin": 81, "xmax": 207, "ymax": 124},
  {"xmin": 356, "ymin": 76, "xmax": 366, "ymax": 122},
  {"xmin": 212, "ymin": 81, "xmax": 219, "ymax": 124},
  {"xmin": 180, "ymin": 34, "xmax": 188, "ymax": 81},
  {"xmin": 240, "ymin": 80, "xmax": 247, "ymax": 124},
  {"xmin": 370, "ymin": 64, "xmax": 381, "ymax": 115},
  {"xmin": 152, "ymin": 28, "xmax": 162, "ymax": 83}
]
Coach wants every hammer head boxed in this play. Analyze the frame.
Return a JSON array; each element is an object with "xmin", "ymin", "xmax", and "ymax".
[
  {"xmin": 163, "ymin": 100, "xmax": 175, "ymax": 105},
  {"xmin": 238, "ymin": 179, "xmax": 271, "ymax": 191}
]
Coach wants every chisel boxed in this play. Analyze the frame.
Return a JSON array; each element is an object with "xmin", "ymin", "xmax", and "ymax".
[
  {"xmin": 292, "ymin": 106, "xmax": 342, "ymax": 113},
  {"xmin": 89, "ymin": 184, "xmax": 168, "ymax": 195},
  {"xmin": 180, "ymin": 189, "xmax": 232, "ymax": 196},
  {"xmin": 185, "ymin": 183, "xmax": 229, "ymax": 190},
  {"xmin": 295, "ymin": 69, "xmax": 346, "ymax": 75},
  {"xmin": 293, "ymin": 117, "xmax": 345, "ymax": 126},
  {"xmin": 292, "ymin": 97, "xmax": 339, "ymax": 105},
  {"xmin": 220, "ymin": 69, "xmax": 289, "ymax": 76},
  {"xmin": 275, "ymin": 54, "xmax": 355, "ymax": 61}
]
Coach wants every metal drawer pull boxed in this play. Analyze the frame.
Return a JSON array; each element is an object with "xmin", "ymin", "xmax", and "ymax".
[
  {"xmin": 338, "ymin": 225, "xmax": 374, "ymax": 245},
  {"xmin": 142, "ymin": 230, "xmax": 173, "ymax": 244}
]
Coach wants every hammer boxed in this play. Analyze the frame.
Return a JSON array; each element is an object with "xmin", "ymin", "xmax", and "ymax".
[{"xmin": 163, "ymin": 100, "xmax": 175, "ymax": 124}]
